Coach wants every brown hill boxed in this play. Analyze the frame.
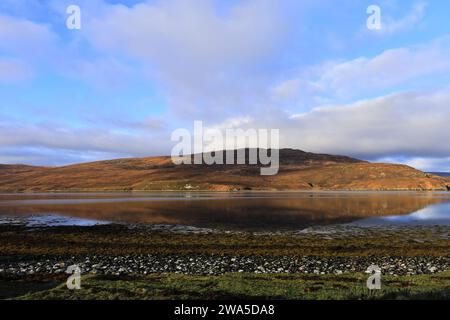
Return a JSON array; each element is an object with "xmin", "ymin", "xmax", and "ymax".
[{"xmin": 0, "ymin": 149, "xmax": 448, "ymax": 192}]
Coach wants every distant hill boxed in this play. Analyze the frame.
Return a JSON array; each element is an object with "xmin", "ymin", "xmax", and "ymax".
[
  {"xmin": 0, "ymin": 149, "xmax": 449, "ymax": 192},
  {"xmin": 428, "ymin": 172, "xmax": 450, "ymax": 177}
]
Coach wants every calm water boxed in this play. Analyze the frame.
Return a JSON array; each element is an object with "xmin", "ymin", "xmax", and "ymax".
[{"xmin": 0, "ymin": 192, "xmax": 450, "ymax": 231}]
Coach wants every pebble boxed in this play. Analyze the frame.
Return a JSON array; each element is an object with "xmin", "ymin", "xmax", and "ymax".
[{"xmin": 0, "ymin": 254, "xmax": 448, "ymax": 277}]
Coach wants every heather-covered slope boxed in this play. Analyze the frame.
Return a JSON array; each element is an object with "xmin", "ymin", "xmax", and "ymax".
[{"xmin": 0, "ymin": 149, "xmax": 448, "ymax": 192}]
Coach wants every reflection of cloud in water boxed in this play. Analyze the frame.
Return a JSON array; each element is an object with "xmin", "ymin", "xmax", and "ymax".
[
  {"xmin": 353, "ymin": 203, "xmax": 450, "ymax": 226},
  {"xmin": 25, "ymin": 215, "xmax": 109, "ymax": 227}
]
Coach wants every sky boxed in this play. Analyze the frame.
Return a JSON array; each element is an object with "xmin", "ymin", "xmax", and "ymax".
[{"xmin": 1, "ymin": 0, "xmax": 450, "ymax": 171}]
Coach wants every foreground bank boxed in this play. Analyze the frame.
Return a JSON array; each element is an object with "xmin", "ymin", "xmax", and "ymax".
[
  {"xmin": 0, "ymin": 223, "xmax": 449, "ymax": 299},
  {"xmin": 3, "ymin": 271, "xmax": 448, "ymax": 300}
]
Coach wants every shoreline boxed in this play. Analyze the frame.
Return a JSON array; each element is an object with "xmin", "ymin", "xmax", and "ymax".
[
  {"xmin": 1, "ymin": 188, "xmax": 450, "ymax": 194},
  {"xmin": 1, "ymin": 223, "xmax": 449, "ymax": 273}
]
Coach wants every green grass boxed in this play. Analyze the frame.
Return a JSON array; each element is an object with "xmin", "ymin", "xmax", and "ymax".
[
  {"xmin": 8, "ymin": 271, "xmax": 450, "ymax": 300},
  {"xmin": 0, "ymin": 274, "xmax": 66, "ymax": 300}
]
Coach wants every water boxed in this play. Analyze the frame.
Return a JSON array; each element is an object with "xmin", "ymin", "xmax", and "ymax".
[
  {"xmin": 0, "ymin": 192, "xmax": 450, "ymax": 231},
  {"xmin": 351, "ymin": 202, "xmax": 450, "ymax": 226}
]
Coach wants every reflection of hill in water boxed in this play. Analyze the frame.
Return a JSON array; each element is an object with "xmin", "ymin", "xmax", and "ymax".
[{"xmin": 1, "ymin": 193, "xmax": 449, "ymax": 231}]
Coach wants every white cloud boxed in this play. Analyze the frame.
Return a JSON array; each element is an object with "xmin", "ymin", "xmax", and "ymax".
[
  {"xmin": 88, "ymin": 0, "xmax": 284, "ymax": 69},
  {"xmin": 401, "ymin": 157, "xmax": 450, "ymax": 172},
  {"xmin": 271, "ymin": 79, "xmax": 304, "ymax": 102},
  {"xmin": 285, "ymin": 88, "xmax": 450, "ymax": 159},
  {"xmin": 0, "ymin": 121, "xmax": 171, "ymax": 160},
  {"xmin": 0, "ymin": 14, "xmax": 58, "ymax": 83},
  {"xmin": 85, "ymin": 0, "xmax": 288, "ymax": 118},
  {"xmin": 0, "ymin": 9, "xmax": 141, "ymax": 89},
  {"xmin": 273, "ymin": 37, "xmax": 450, "ymax": 103},
  {"xmin": 379, "ymin": 2, "xmax": 427, "ymax": 36},
  {"xmin": 0, "ymin": 14, "xmax": 56, "ymax": 57}
]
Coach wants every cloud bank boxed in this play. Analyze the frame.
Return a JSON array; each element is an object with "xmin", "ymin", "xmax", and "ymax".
[{"xmin": 1, "ymin": 0, "xmax": 450, "ymax": 172}]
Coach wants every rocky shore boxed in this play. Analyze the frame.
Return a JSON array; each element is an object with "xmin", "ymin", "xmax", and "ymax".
[
  {"xmin": 1, "ymin": 223, "xmax": 449, "ymax": 280},
  {"xmin": 1, "ymin": 254, "xmax": 449, "ymax": 277}
]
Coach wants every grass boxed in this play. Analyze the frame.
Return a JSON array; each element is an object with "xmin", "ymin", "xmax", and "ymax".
[
  {"xmin": 0, "ymin": 274, "xmax": 66, "ymax": 300},
  {"xmin": 8, "ymin": 271, "xmax": 450, "ymax": 300}
]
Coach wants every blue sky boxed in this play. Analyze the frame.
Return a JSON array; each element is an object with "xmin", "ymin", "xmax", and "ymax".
[{"xmin": 1, "ymin": 0, "xmax": 450, "ymax": 171}]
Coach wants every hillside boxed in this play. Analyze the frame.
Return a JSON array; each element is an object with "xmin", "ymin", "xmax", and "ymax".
[{"xmin": 0, "ymin": 149, "xmax": 448, "ymax": 192}]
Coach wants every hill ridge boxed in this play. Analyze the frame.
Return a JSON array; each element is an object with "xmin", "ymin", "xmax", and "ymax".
[{"xmin": 0, "ymin": 149, "xmax": 448, "ymax": 192}]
